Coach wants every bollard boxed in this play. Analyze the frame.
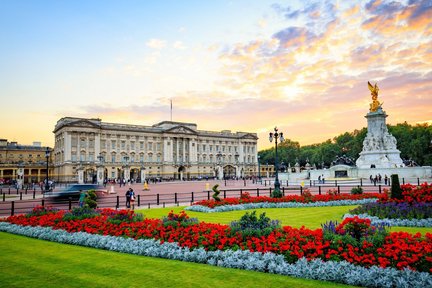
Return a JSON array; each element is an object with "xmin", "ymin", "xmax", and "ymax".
[
  {"xmin": 417, "ymin": 178, "xmax": 420, "ymax": 186},
  {"xmin": 300, "ymin": 186, "xmax": 303, "ymax": 195},
  {"xmin": 335, "ymin": 180, "xmax": 337, "ymax": 186},
  {"xmin": 191, "ymin": 192, "xmax": 194, "ymax": 203},
  {"xmin": 20, "ymin": 192, "xmax": 22, "ymax": 200},
  {"xmin": 240, "ymin": 189, "xmax": 243, "ymax": 197},
  {"xmin": 244, "ymin": 179, "xmax": 246, "ymax": 186},
  {"xmin": 337, "ymin": 186, "xmax": 340, "ymax": 195},
  {"xmin": 16, "ymin": 188, "xmax": 19, "ymax": 195},
  {"xmin": 42, "ymin": 199, "xmax": 45, "ymax": 207},
  {"xmin": 68, "ymin": 197, "xmax": 72, "ymax": 210},
  {"xmin": 223, "ymin": 190, "xmax": 226, "ymax": 199},
  {"xmin": 319, "ymin": 186, "xmax": 321, "ymax": 195},
  {"xmin": 33, "ymin": 190, "xmax": 36, "ymax": 199},
  {"xmin": 379, "ymin": 185, "xmax": 381, "ymax": 194},
  {"xmin": 175, "ymin": 193, "xmax": 177, "ymax": 203},
  {"xmin": 116, "ymin": 196, "xmax": 120, "ymax": 209},
  {"xmin": 3, "ymin": 193, "xmax": 5, "ymax": 202},
  {"xmin": 360, "ymin": 178, "xmax": 363, "ymax": 186},
  {"xmin": 402, "ymin": 178, "xmax": 405, "ymax": 185},
  {"xmin": 157, "ymin": 194, "xmax": 160, "ymax": 206},
  {"xmin": 310, "ymin": 180, "xmax": 312, "ymax": 186},
  {"xmin": 148, "ymin": 203, "xmax": 150, "ymax": 209},
  {"xmin": 207, "ymin": 191, "xmax": 210, "ymax": 200},
  {"xmin": 11, "ymin": 201, "xmax": 15, "ymax": 216},
  {"xmin": 269, "ymin": 187, "xmax": 272, "ymax": 196},
  {"xmin": 282, "ymin": 187, "xmax": 285, "ymax": 196},
  {"xmin": 138, "ymin": 195, "xmax": 141, "ymax": 207},
  {"xmin": 25, "ymin": 188, "xmax": 28, "ymax": 195},
  {"xmin": 163, "ymin": 202, "xmax": 165, "ymax": 208},
  {"xmin": 256, "ymin": 188, "xmax": 259, "ymax": 197}
]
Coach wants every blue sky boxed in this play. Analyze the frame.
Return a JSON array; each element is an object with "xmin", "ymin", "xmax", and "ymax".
[{"xmin": 1, "ymin": 0, "xmax": 431, "ymax": 149}]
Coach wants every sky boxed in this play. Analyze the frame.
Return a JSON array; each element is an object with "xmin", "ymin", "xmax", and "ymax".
[{"xmin": 0, "ymin": 0, "xmax": 431, "ymax": 150}]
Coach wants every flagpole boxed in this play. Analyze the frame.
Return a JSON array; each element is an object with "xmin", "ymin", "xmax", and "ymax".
[{"xmin": 170, "ymin": 99, "xmax": 172, "ymax": 121}]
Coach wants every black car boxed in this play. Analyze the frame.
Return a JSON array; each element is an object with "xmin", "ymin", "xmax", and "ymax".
[{"xmin": 45, "ymin": 184, "xmax": 107, "ymax": 200}]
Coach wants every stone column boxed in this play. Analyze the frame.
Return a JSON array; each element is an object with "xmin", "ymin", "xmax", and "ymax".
[
  {"xmin": 140, "ymin": 167, "xmax": 146, "ymax": 183},
  {"xmin": 96, "ymin": 164, "xmax": 104, "ymax": 185},
  {"xmin": 77, "ymin": 166, "xmax": 84, "ymax": 184}
]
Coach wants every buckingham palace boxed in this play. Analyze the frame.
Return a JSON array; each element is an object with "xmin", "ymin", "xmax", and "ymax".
[{"xmin": 53, "ymin": 117, "xmax": 258, "ymax": 183}]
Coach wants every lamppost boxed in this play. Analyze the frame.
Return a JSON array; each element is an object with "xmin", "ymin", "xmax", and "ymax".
[
  {"xmin": 216, "ymin": 151, "xmax": 222, "ymax": 180},
  {"xmin": 269, "ymin": 127, "xmax": 284, "ymax": 197},
  {"xmin": 234, "ymin": 151, "xmax": 240, "ymax": 179},
  {"xmin": 257, "ymin": 155, "xmax": 261, "ymax": 181},
  {"xmin": 45, "ymin": 147, "xmax": 50, "ymax": 192}
]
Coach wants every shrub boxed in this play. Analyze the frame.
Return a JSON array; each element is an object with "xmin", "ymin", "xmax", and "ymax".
[
  {"xmin": 302, "ymin": 188, "xmax": 313, "ymax": 202},
  {"xmin": 271, "ymin": 187, "xmax": 283, "ymax": 198},
  {"xmin": 240, "ymin": 191, "xmax": 251, "ymax": 200},
  {"xmin": 84, "ymin": 189, "xmax": 98, "ymax": 208},
  {"xmin": 27, "ymin": 205, "xmax": 58, "ymax": 217},
  {"xmin": 391, "ymin": 174, "xmax": 403, "ymax": 200},
  {"xmin": 326, "ymin": 188, "xmax": 338, "ymax": 196},
  {"xmin": 212, "ymin": 185, "xmax": 221, "ymax": 202},
  {"xmin": 351, "ymin": 186, "xmax": 363, "ymax": 195},
  {"xmin": 62, "ymin": 207, "xmax": 101, "ymax": 221},
  {"xmin": 162, "ymin": 210, "xmax": 198, "ymax": 227},
  {"xmin": 107, "ymin": 210, "xmax": 144, "ymax": 225},
  {"xmin": 230, "ymin": 211, "xmax": 280, "ymax": 239},
  {"xmin": 322, "ymin": 216, "xmax": 388, "ymax": 246}
]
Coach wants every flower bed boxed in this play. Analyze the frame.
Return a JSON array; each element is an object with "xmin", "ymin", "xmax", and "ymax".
[
  {"xmin": 343, "ymin": 213, "xmax": 432, "ymax": 228},
  {"xmin": 2, "ymin": 222, "xmax": 431, "ymax": 288},
  {"xmin": 381, "ymin": 183, "xmax": 432, "ymax": 204},
  {"xmin": 192, "ymin": 193, "xmax": 386, "ymax": 209},
  {"xmin": 186, "ymin": 198, "xmax": 379, "ymax": 213},
  {"xmin": 350, "ymin": 202, "xmax": 432, "ymax": 220},
  {"xmin": 3, "ymin": 208, "xmax": 432, "ymax": 274}
]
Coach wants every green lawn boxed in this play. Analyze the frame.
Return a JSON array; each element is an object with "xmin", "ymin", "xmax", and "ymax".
[
  {"xmin": 1, "ymin": 204, "xmax": 430, "ymax": 287},
  {"xmin": 138, "ymin": 205, "xmax": 432, "ymax": 234},
  {"xmin": 0, "ymin": 232, "xmax": 355, "ymax": 288}
]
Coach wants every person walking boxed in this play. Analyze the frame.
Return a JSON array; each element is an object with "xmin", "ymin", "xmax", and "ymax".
[
  {"xmin": 79, "ymin": 190, "xmax": 87, "ymax": 208},
  {"xmin": 125, "ymin": 188, "xmax": 131, "ymax": 209},
  {"xmin": 130, "ymin": 188, "xmax": 136, "ymax": 210}
]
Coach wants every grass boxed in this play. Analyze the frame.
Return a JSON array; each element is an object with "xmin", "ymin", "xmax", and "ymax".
[
  {"xmin": 1, "ymin": 204, "xmax": 430, "ymax": 287},
  {"xmin": 138, "ymin": 205, "xmax": 432, "ymax": 234},
  {"xmin": 0, "ymin": 232, "xmax": 356, "ymax": 288}
]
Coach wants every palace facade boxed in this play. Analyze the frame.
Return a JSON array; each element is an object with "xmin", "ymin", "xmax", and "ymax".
[
  {"xmin": 0, "ymin": 139, "xmax": 52, "ymax": 185},
  {"xmin": 53, "ymin": 117, "xmax": 258, "ymax": 183}
]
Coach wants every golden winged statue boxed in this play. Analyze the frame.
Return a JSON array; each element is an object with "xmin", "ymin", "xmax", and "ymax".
[{"xmin": 368, "ymin": 81, "xmax": 382, "ymax": 112}]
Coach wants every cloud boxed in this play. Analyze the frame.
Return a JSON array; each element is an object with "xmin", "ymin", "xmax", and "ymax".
[
  {"xmin": 146, "ymin": 38, "xmax": 166, "ymax": 49},
  {"xmin": 173, "ymin": 41, "xmax": 186, "ymax": 50}
]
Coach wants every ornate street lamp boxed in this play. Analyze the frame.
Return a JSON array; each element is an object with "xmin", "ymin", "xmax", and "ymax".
[
  {"xmin": 45, "ymin": 147, "xmax": 50, "ymax": 192},
  {"xmin": 269, "ymin": 127, "xmax": 284, "ymax": 197},
  {"xmin": 257, "ymin": 155, "xmax": 261, "ymax": 181}
]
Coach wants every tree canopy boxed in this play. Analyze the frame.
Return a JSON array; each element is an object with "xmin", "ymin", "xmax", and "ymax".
[{"xmin": 258, "ymin": 123, "xmax": 432, "ymax": 168}]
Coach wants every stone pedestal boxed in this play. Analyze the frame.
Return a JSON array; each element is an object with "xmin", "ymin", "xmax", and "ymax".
[
  {"xmin": 77, "ymin": 167, "xmax": 84, "ymax": 184},
  {"xmin": 97, "ymin": 165, "xmax": 104, "ymax": 185},
  {"xmin": 17, "ymin": 167, "xmax": 24, "ymax": 188},
  {"xmin": 140, "ymin": 168, "xmax": 146, "ymax": 183},
  {"xmin": 356, "ymin": 108, "xmax": 404, "ymax": 168},
  {"xmin": 123, "ymin": 165, "xmax": 130, "ymax": 182}
]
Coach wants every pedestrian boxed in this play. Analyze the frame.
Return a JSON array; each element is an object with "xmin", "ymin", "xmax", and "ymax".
[
  {"xmin": 369, "ymin": 175, "xmax": 373, "ymax": 184},
  {"xmin": 125, "ymin": 188, "xmax": 131, "ymax": 208},
  {"xmin": 130, "ymin": 188, "xmax": 135, "ymax": 210},
  {"xmin": 318, "ymin": 175, "xmax": 321, "ymax": 184},
  {"xmin": 322, "ymin": 175, "xmax": 325, "ymax": 184},
  {"xmin": 79, "ymin": 190, "xmax": 86, "ymax": 208},
  {"xmin": 384, "ymin": 175, "xmax": 388, "ymax": 185}
]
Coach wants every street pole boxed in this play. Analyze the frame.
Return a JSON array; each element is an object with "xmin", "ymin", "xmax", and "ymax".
[{"xmin": 269, "ymin": 127, "xmax": 284, "ymax": 197}]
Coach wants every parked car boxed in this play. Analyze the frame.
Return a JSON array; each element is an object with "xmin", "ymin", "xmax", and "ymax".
[{"xmin": 45, "ymin": 184, "xmax": 107, "ymax": 200}]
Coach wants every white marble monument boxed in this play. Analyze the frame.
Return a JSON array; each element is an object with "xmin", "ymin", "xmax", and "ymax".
[{"xmin": 356, "ymin": 82, "xmax": 404, "ymax": 169}]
